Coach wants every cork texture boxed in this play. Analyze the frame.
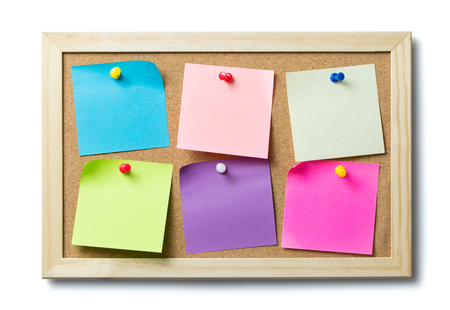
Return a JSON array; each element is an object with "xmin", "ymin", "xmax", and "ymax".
[{"xmin": 63, "ymin": 52, "xmax": 391, "ymax": 259}]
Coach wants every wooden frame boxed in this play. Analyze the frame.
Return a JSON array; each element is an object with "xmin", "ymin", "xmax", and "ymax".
[{"xmin": 42, "ymin": 32, "xmax": 411, "ymax": 278}]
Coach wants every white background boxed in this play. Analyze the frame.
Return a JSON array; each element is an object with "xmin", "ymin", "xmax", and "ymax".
[{"xmin": 1, "ymin": 1, "xmax": 446, "ymax": 309}]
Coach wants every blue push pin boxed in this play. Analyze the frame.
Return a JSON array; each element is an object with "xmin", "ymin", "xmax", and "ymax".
[{"xmin": 330, "ymin": 72, "xmax": 345, "ymax": 83}]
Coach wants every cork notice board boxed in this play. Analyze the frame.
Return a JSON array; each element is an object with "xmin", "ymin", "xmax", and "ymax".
[{"xmin": 42, "ymin": 32, "xmax": 411, "ymax": 278}]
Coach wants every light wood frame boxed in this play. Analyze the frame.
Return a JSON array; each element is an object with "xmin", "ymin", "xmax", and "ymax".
[{"xmin": 42, "ymin": 32, "xmax": 411, "ymax": 278}]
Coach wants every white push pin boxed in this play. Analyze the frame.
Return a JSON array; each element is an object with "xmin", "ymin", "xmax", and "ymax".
[{"xmin": 216, "ymin": 163, "xmax": 227, "ymax": 174}]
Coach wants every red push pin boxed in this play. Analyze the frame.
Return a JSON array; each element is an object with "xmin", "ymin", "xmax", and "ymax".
[
  {"xmin": 219, "ymin": 71, "xmax": 233, "ymax": 82},
  {"xmin": 119, "ymin": 163, "xmax": 131, "ymax": 174}
]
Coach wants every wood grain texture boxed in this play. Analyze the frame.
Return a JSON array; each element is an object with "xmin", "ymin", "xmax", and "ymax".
[
  {"xmin": 390, "ymin": 33, "xmax": 412, "ymax": 276},
  {"xmin": 43, "ymin": 32, "xmax": 409, "ymax": 52},
  {"xmin": 42, "ymin": 32, "xmax": 411, "ymax": 278},
  {"xmin": 42, "ymin": 33, "xmax": 64, "ymax": 276},
  {"xmin": 43, "ymin": 257, "xmax": 408, "ymax": 278}
]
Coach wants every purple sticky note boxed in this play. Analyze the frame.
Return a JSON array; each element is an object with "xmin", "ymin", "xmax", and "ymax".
[{"xmin": 180, "ymin": 158, "xmax": 277, "ymax": 254}]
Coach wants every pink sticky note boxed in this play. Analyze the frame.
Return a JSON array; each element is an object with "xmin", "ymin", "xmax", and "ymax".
[
  {"xmin": 281, "ymin": 160, "xmax": 380, "ymax": 255},
  {"xmin": 177, "ymin": 63, "xmax": 274, "ymax": 158}
]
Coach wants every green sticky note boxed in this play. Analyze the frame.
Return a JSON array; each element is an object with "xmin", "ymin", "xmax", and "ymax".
[{"xmin": 72, "ymin": 159, "xmax": 173, "ymax": 253}]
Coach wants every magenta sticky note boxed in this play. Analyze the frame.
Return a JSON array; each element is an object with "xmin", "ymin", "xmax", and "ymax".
[
  {"xmin": 180, "ymin": 158, "xmax": 277, "ymax": 254},
  {"xmin": 177, "ymin": 64, "xmax": 274, "ymax": 159},
  {"xmin": 281, "ymin": 160, "xmax": 380, "ymax": 255}
]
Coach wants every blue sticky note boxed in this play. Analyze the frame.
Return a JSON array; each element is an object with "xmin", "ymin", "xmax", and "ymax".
[{"xmin": 71, "ymin": 61, "xmax": 169, "ymax": 156}]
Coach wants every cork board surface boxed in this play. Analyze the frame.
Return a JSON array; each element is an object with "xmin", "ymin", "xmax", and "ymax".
[{"xmin": 63, "ymin": 52, "xmax": 391, "ymax": 259}]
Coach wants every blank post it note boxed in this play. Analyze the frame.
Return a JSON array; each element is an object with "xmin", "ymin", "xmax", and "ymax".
[
  {"xmin": 72, "ymin": 159, "xmax": 173, "ymax": 253},
  {"xmin": 179, "ymin": 158, "xmax": 277, "ymax": 254},
  {"xmin": 286, "ymin": 64, "xmax": 385, "ymax": 162},
  {"xmin": 177, "ymin": 64, "xmax": 274, "ymax": 159},
  {"xmin": 281, "ymin": 160, "xmax": 380, "ymax": 255},
  {"xmin": 71, "ymin": 61, "xmax": 169, "ymax": 156}
]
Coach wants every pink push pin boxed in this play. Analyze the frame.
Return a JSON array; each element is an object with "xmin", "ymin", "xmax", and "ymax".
[
  {"xmin": 219, "ymin": 71, "xmax": 233, "ymax": 82},
  {"xmin": 119, "ymin": 163, "xmax": 131, "ymax": 174}
]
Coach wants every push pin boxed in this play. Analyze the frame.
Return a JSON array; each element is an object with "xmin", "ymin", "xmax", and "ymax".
[
  {"xmin": 330, "ymin": 72, "xmax": 345, "ymax": 83},
  {"xmin": 216, "ymin": 163, "xmax": 227, "ymax": 174},
  {"xmin": 335, "ymin": 165, "xmax": 346, "ymax": 178},
  {"xmin": 219, "ymin": 71, "xmax": 233, "ymax": 82},
  {"xmin": 110, "ymin": 67, "xmax": 121, "ymax": 79},
  {"xmin": 119, "ymin": 163, "xmax": 131, "ymax": 174}
]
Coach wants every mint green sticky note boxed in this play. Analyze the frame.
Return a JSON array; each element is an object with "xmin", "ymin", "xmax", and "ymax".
[
  {"xmin": 286, "ymin": 64, "xmax": 385, "ymax": 162},
  {"xmin": 72, "ymin": 159, "xmax": 173, "ymax": 253}
]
